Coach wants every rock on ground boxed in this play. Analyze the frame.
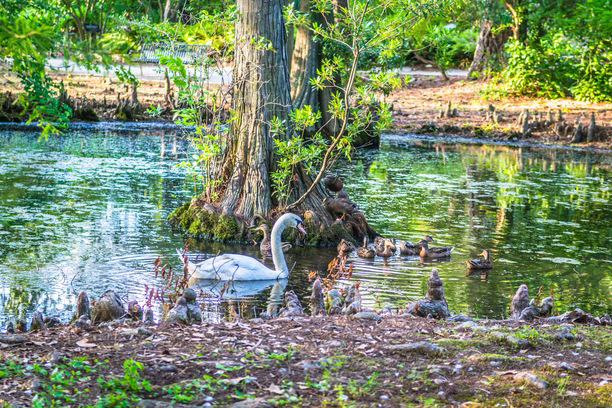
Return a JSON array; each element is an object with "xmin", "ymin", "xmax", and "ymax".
[{"xmin": 92, "ymin": 290, "xmax": 125, "ymax": 323}]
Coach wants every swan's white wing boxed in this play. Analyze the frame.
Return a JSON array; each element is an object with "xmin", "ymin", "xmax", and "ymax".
[{"xmin": 193, "ymin": 254, "xmax": 279, "ymax": 280}]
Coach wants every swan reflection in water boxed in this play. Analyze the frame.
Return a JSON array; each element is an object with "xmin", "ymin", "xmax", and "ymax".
[{"xmin": 188, "ymin": 278, "xmax": 287, "ymax": 321}]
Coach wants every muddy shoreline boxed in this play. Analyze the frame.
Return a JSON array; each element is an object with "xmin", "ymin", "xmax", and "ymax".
[
  {"xmin": 2, "ymin": 121, "xmax": 611, "ymax": 156},
  {"xmin": 1, "ymin": 72, "xmax": 611, "ymax": 150}
]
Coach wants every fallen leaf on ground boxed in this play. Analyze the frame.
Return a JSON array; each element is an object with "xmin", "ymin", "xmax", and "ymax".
[
  {"xmin": 76, "ymin": 339, "xmax": 97, "ymax": 348},
  {"xmin": 268, "ymin": 384, "xmax": 283, "ymax": 394}
]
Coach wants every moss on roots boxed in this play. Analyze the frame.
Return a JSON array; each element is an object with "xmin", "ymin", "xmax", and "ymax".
[{"xmin": 169, "ymin": 199, "xmax": 371, "ymax": 247}]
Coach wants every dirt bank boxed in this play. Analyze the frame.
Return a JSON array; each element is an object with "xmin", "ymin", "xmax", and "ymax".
[
  {"xmin": 2, "ymin": 71, "xmax": 611, "ymax": 150},
  {"xmin": 390, "ymin": 76, "xmax": 612, "ymax": 150},
  {"xmin": 1, "ymin": 315, "xmax": 611, "ymax": 407}
]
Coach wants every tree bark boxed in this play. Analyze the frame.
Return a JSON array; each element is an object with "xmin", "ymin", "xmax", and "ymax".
[
  {"xmin": 163, "ymin": 0, "xmax": 175, "ymax": 22},
  {"xmin": 467, "ymin": 19, "xmax": 511, "ymax": 79},
  {"xmin": 290, "ymin": 0, "xmax": 341, "ymax": 134},
  {"xmin": 218, "ymin": 0, "xmax": 293, "ymax": 218}
]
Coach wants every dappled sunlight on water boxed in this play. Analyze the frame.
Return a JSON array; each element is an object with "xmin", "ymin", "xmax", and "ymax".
[
  {"xmin": 342, "ymin": 136, "xmax": 611, "ymax": 317},
  {"xmin": 0, "ymin": 129, "xmax": 610, "ymax": 328}
]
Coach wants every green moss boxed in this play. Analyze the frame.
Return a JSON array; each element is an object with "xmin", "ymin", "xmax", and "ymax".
[
  {"xmin": 466, "ymin": 353, "xmax": 526, "ymax": 362},
  {"xmin": 116, "ymin": 111, "xmax": 128, "ymax": 121},
  {"xmin": 187, "ymin": 217, "xmax": 202, "ymax": 236},
  {"xmin": 212, "ymin": 215, "xmax": 239, "ymax": 241}
]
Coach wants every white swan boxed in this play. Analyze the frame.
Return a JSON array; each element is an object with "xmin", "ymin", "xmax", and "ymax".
[{"xmin": 177, "ymin": 213, "xmax": 306, "ymax": 280}]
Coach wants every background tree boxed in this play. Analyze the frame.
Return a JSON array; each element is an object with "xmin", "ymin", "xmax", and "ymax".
[
  {"xmin": 171, "ymin": 0, "xmax": 440, "ymax": 245},
  {"xmin": 466, "ymin": 0, "xmax": 511, "ymax": 79}
]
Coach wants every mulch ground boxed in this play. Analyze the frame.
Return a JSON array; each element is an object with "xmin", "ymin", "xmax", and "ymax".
[
  {"xmin": 1, "ymin": 315, "xmax": 611, "ymax": 407},
  {"xmin": 390, "ymin": 76, "xmax": 612, "ymax": 149},
  {"xmin": 2, "ymin": 70, "xmax": 611, "ymax": 149}
]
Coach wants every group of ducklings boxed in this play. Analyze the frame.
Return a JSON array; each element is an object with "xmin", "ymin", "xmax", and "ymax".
[
  {"xmin": 255, "ymin": 217, "xmax": 494, "ymax": 272},
  {"xmin": 339, "ymin": 235, "xmax": 494, "ymax": 272}
]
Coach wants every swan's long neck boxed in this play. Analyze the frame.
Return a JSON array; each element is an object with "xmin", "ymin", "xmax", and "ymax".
[{"xmin": 270, "ymin": 219, "xmax": 289, "ymax": 278}]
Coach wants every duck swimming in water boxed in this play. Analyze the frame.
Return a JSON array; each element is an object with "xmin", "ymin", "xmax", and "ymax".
[
  {"xmin": 357, "ymin": 237, "xmax": 376, "ymax": 258},
  {"xmin": 466, "ymin": 249, "xmax": 493, "ymax": 270},
  {"xmin": 419, "ymin": 240, "xmax": 454, "ymax": 259},
  {"xmin": 253, "ymin": 223, "xmax": 292, "ymax": 257},
  {"xmin": 399, "ymin": 235, "xmax": 434, "ymax": 255}
]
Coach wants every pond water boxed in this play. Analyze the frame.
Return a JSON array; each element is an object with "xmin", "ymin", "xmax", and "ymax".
[{"xmin": 0, "ymin": 126, "xmax": 610, "ymax": 329}]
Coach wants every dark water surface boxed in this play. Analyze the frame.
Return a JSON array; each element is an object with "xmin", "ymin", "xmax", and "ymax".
[{"xmin": 0, "ymin": 127, "xmax": 610, "ymax": 328}]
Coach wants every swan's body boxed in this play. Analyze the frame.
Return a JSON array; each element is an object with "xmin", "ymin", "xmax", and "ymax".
[
  {"xmin": 178, "ymin": 213, "xmax": 306, "ymax": 281},
  {"xmin": 188, "ymin": 278, "xmax": 288, "ymax": 299}
]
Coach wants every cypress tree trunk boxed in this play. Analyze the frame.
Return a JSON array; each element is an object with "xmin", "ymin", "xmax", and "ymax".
[
  {"xmin": 218, "ymin": 0, "xmax": 292, "ymax": 218},
  {"xmin": 214, "ymin": 0, "xmax": 343, "ymax": 239},
  {"xmin": 467, "ymin": 19, "xmax": 511, "ymax": 80},
  {"xmin": 170, "ymin": 0, "xmax": 376, "ymax": 245},
  {"xmin": 290, "ymin": 0, "xmax": 341, "ymax": 135}
]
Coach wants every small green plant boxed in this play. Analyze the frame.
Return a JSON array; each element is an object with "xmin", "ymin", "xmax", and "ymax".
[
  {"xmin": 516, "ymin": 325, "xmax": 541, "ymax": 341},
  {"xmin": 115, "ymin": 66, "xmax": 140, "ymax": 89},
  {"xmin": 557, "ymin": 376, "xmax": 570, "ymax": 395},
  {"xmin": 0, "ymin": 360, "xmax": 24, "ymax": 378},
  {"xmin": 145, "ymin": 104, "xmax": 164, "ymax": 118},
  {"xmin": 266, "ymin": 346, "xmax": 298, "ymax": 364},
  {"xmin": 99, "ymin": 359, "xmax": 151, "ymax": 394},
  {"xmin": 30, "ymin": 358, "xmax": 103, "ymax": 407}
]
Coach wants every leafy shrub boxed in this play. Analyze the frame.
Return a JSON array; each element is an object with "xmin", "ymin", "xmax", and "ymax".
[
  {"xmin": 502, "ymin": 40, "xmax": 574, "ymax": 99},
  {"xmin": 572, "ymin": 56, "xmax": 612, "ymax": 102}
]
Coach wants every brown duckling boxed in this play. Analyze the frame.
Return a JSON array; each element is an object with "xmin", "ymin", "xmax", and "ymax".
[
  {"xmin": 374, "ymin": 236, "xmax": 396, "ymax": 253},
  {"xmin": 323, "ymin": 196, "xmax": 358, "ymax": 220},
  {"xmin": 323, "ymin": 172, "xmax": 344, "ymax": 193},
  {"xmin": 419, "ymin": 240, "xmax": 454, "ymax": 259},
  {"xmin": 375, "ymin": 237, "xmax": 396, "ymax": 253},
  {"xmin": 337, "ymin": 239, "xmax": 356, "ymax": 255},
  {"xmin": 254, "ymin": 224, "xmax": 291, "ymax": 256},
  {"xmin": 376, "ymin": 239, "xmax": 395, "ymax": 258},
  {"xmin": 357, "ymin": 237, "xmax": 376, "ymax": 259},
  {"xmin": 466, "ymin": 249, "xmax": 493, "ymax": 270},
  {"xmin": 399, "ymin": 235, "xmax": 434, "ymax": 255}
]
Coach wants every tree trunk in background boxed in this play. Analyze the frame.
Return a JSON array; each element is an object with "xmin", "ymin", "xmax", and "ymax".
[
  {"xmin": 163, "ymin": 0, "xmax": 174, "ymax": 22},
  {"xmin": 285, "ymin": 0, "xmax": 296, "ymax": 72},
  {"xmin": 467, "ymin": 19, "xmax": 510, "ymax": 79},
  {"xmin": 290, "ymin": 0, "xmax": 340, "ymax": 134}
]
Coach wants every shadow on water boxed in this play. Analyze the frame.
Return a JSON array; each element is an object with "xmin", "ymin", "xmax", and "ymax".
[{"xmin": 0, "ymin": 127, "xmax": 610, "ymax": 329}]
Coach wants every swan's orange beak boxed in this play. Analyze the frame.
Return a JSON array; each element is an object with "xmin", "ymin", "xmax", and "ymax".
[{"xmin": 297, "ymin": 223, "xmax": 307, "ymax": 235}]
